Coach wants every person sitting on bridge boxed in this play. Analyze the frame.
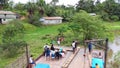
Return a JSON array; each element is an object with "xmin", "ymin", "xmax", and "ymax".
[
  {"xmin": 29, "ymin": 55, "xmax": 36, "ymax": 68},
  {"xmin": 98, "ymin": 52, "xmax": 103, "ymax": 59},
  {"xmin": 95, "ymin": 63, "xmax": 100, "ymax": 68}
]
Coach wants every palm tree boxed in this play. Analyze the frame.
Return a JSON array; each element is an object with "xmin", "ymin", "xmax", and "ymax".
[{"xmin": 36, "ymin": 0, "xmax": 46, "ymax": 16}]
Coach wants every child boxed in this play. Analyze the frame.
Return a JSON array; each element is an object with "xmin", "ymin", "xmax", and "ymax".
[
  {"xmin": 96, "ymin": 63, "xmax": 100, "ymax": 68},
  {"xmin": 29, "ymin": 55, "xmax": 36, "ymax": 68}
]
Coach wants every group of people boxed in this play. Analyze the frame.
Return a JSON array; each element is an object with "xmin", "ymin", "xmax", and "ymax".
[{"xmin": 44, "ymin": 43, "xmax": 65, "ymax": 60}]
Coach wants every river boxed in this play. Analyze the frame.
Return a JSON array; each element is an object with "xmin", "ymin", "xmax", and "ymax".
[{"xmin": 109, "ymin": 36, "xmax": 120, "ymax": 54}]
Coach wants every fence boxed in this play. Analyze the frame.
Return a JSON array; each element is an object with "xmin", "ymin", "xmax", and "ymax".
[{"xmin": 5, "ymin": 53, "xmax": 28, "ymax": 68}]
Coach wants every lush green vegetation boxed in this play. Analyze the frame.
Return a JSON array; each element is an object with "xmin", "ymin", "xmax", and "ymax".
[
  {"xmin": 0, "ymin": 20, "xmax": 120, "ymax": 67},
  {"xmin": 0, "ymin": 0, "xmax": 120, "ymax": 68}
]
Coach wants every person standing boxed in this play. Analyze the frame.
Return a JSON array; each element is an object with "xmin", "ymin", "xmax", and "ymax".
[
  {"xmin": 57, "ymin": 37, "xmax": 61, "ymax": 46},
  {"xmin": 72, "ymin": 41, "xmax": 76, "ymax": 54},
  {"xmin": 45, "ymin": 48, "xmax": 51, "ymax": 60},
  {"xmin": 43, "ymin": 43, "xmax": 49, "ymax": 56},
  {"xmin": 51, "ymin": 50, "xmax": 55, "ymax": 60},
  {"xmin": 50, "ymin": 44, "xmax": 55, "ymax": 51},
  {"xmin": 88, "ymin": 42, "xmax": 92, "ymax": 54}
]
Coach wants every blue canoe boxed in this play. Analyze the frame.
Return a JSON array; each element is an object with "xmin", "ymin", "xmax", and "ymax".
[
  {"xmin": 91, "ymin": 58, "xmax": 104, "ymax": 68},
  {"xmin": 34, "ymin": 63, "xmax": 50, "ymax": 68}
]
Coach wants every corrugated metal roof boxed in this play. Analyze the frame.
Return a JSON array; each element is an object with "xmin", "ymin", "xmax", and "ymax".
[
  {"xmin": 0, "ymin": 11, "xmax": 16, "ymax": 15},
  {"xmin": 43, "ymin": 17, "xmax": 63, "ymax": 20}
]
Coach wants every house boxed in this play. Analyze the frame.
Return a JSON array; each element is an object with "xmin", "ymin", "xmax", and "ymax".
[
  {"xmin": 40, "ymin": 17, "xmax": 63, "ymax": 24},
  {"xmin": 0, "ymin": 11, "xmax": 18, "ymax": 24},
  {"xmin": 89, "ymin": 13, "xmax": 96, "ymax": 16}
]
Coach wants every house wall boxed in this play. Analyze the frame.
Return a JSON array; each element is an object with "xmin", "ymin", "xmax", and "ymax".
[
  {"xmin": 0, "ymin": 14, "xmax": 17, "ymax": 24},
  {"xmin": 43, "ymin": 19, "xmax": 62, "ymax": 24},
  {"xmin": 2, "ymin": 19, "xmax": 14, "ymax": 24},
  {"xmin": 0, "ymin": 14, "xmax": 16, "ymax": 19}
]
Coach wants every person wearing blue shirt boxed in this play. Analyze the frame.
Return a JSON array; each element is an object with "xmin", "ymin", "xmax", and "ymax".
[{"xmin": 88, "ymin": 42, "xmax": 92, "ymax": 54}]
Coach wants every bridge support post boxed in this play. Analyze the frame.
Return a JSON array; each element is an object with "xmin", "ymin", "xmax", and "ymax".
[{"xmin": 104, "ymin": 38, "xmax": 108, "ymax": 68}]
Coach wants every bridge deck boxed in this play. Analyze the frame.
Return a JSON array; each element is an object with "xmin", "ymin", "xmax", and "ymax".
[{"xmin": 35, "ymin": 46, "xmax": 104, "ymax": 68}]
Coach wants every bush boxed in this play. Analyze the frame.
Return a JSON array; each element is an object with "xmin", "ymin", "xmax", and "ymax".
[
  {"xmin": 110, "ymin": 15, "xmax": 119, "ymax": 21},
  {"xmin": 1, "ymin": 20, "xmax": 27, "ymax": 57},
  {"xmin": 101, "ymin": 11, "xmax": 111, "ymax": 21},
  {"xmin": 28, "ymin": 15, "xmax": 42, "ymax": 27},
  {"xmin": 2, "ymin": 41, "xmax": 26, "ymax": 57}
]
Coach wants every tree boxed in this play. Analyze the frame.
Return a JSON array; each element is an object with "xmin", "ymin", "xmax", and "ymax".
[
  {"xmin": 14, "ymin": 3, "xmax": 26, "ymax": 10},
  {"xmin": 55, "ymin": 5, "xmax": 75, "ymax": 21},
  {"xmin": 57, "ymin": 26, "xmax": 67, "ymax": 36},
  {"xmin": 0, "ymin": 0, "xmax": 9, "ymax": 9},
  {"xmin": 95, "ymin": 0, "xmax": 120, "ymax": 21},
  {"xmin": 70, "ymin": 10, "xmax": 106, "ymax": 40},
  {"xmin": 44, "ymin": 4, "xmax": 56, "ymax": 16},
  {"xmin": 76, "ymin": 0, "xmax": 95, "ymax": 12},
  {"xmin": 36, "ymin": 0, "xmax": 46, "ymax": 16}
]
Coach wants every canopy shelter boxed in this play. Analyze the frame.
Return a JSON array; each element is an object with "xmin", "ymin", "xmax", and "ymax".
[{"xmin": 34, "ymin": 63, "xmax": 50, "ymax": 68}]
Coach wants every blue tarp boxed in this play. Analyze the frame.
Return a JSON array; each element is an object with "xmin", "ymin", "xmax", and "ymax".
[
  {"xmin": 91, "ymin": 58, "xmax": 104, "ymax": 68},
  {"xmin": 34, "ymin": 63, "xmax": 50, "ymax": 68}
]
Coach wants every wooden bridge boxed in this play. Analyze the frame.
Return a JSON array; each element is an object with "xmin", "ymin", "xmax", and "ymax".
[{"xmin": 35, "ymin": 46, "xmax": 104, "ymax": 68}]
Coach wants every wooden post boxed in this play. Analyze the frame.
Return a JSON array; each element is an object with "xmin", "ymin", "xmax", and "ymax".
[
  {"xmin": 104, "ymin": 38, "xmax": 108, "ymax": 68},
  {"xmin": 26, "ymin": 44, "xmax": 29, "ymax": 68}
]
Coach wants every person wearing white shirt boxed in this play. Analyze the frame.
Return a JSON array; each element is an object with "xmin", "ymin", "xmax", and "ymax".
[{"xmin": 72, "ymin": 41, "xmax": 76, "ymax": 54}]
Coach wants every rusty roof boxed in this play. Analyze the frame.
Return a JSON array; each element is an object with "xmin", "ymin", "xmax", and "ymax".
[
  {"xmin": 0, "ymin": 11, "xmax": 16, "ymax": 15},
  {"xmin": 43, "ymin": 17, "xmax": 63, "ymax": 20}
]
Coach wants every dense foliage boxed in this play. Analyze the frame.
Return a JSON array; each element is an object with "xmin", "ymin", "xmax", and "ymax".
[
  {"xmin": 69, "ymin": 10, "xmax": 106, "ymax": 40},
  {"xmin": 0, "ymin": 0, "xmax": 120, "ymax": 67},
  {"xmin": 0, "ymin": 20, "xmax": 26, "ymax": 57}
]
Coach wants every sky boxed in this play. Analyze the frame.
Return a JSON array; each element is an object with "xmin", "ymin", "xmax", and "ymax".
[{"xmin": 12, "ymin": 0, "xmax": 105, "ymax": 6}]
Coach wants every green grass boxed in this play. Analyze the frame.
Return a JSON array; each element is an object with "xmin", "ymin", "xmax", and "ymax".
[
  {"xmin": 23, "ymin": 22, "xmax": 68, "ymax": 58},
  {"xmin": 104, "ymin": 22, "xmax": 120, "ymax": 31},
  {"xmin": 0, "ymin": 21, "xmax": 120, "ymax": 68},
  {"xmin": 0, "ymin": 22, "xmax": 68, "ymax": 68}
]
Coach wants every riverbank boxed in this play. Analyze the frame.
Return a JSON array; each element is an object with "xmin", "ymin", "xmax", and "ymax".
[{"xmin": 0, "ymin": 21, "xmax": 120, "ymax": 68}]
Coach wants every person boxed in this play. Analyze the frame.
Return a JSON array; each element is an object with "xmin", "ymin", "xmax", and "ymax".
[
  {"xmin": 98, "ymin": 52, "xmax": 103, "ymax": 59},
  {"xmin": 57, "ymin": 37, "xmax": 61, "ymax": 46},
  {"xmin": 43, "ymin": 43, "xmax": 48, "ymax": 56},
  {"xmin": 51, "ymin": 50, "xmax": 55, "ymax": 60},
  {"xmin": 72, "ymin": 41, "xmax": 76, "ymax": 54},
  {"xmin": 55, "ymin": 50, "xmax": 60, "ymax": 59},
  {"xmin": 95, "ymin": 63, "xmax": 100, "ymax": 68},
  {"xmin": 50, "ymin": 44, "xmax": 55, "ymax": 51},
  {"xmin": 75, "ymin": 40, "xmax": 78, "ymax": 50},
  {"xmin": 29, "ymin": 55, "xmax": 36, "ymax": 68},
  {"xmin": 88, "ymin": 42, "xmax": 92, "ymax": 54},
  {"xmin": 45, "ymin": 48, "xmax": 51, "ymax": 60}
]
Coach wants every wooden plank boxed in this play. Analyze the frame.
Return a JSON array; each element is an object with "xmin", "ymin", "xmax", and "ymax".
[{"xmin": 62, "ymin": 48, "xmax": 80, "ymax": 68}]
